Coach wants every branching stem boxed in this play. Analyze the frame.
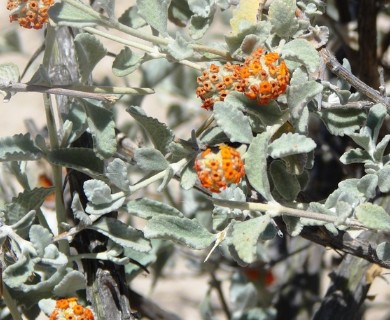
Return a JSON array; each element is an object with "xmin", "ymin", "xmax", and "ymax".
[
  {"xmin": 1, "ymin": 82, "xmax": 154, "ymax": 102},
  {"xmin": 320, "ymin": 48, "xmax": 390, "ymax": 109},
  {"xmin": 212, "ymin": 199, "xmax": 364, "ymax": 228}
]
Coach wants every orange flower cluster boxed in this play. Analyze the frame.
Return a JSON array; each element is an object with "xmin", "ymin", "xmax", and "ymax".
[
  {"xmin": 49, "ymin": 297, "xmax": 94, "ymax": 320},
  {"xmin": 196, "ymin": 48, "xmax": 290, "ymax": 110},
  {"xmin": 7, "ymin": 0, "xmax": 53, "ymax": 29},
  {"xmin": 194, "ymin": 144, "xmax": 245, "ymax": 193}
]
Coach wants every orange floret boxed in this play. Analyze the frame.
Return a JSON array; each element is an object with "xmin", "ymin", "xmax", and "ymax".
[
  {"xmin": 49, "ymin": 297, "xmax": 94, "ymax": 320},
  {"xmin": 194, "ymin": 144, "xmax": 245, "ymax": 193},
  {"xmin": 7, "ymin": 0, "xmax": 53, "ymax": 29},
  {"xmin": 196, "ymin": 48, "xmax": 290, "ymax": 110}
]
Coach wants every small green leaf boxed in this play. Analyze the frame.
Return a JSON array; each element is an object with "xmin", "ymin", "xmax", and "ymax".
[
  {"xmin": 3, "ymin": 254, "xmax": 35, "ymax": 288},
  {"xmin": 355, "ymin": 203, "xmax": 390, "ymax": 231},
  {"xmin": 281, "ymin": 39, "xmax": 320, "ymax": 73},
  {"xmin": 231, "ymin": 215, "xmax": 274, "ymax": 264},
  {"xmin": 180, "ymin": 159, "xmax": 198, "ymax": 190},
  {"xmin": 357, "ymin": 174, "xmax": 378, "ymax": 199},
  {"xmin": 29, "ymin": 225, "xmax": 53, "ymax": 257},
  {"xmin": 366, "ymin": 104, "xmax": 387, "ymax": 144},
  {"xmin": 53, "ymin": 270, "xmax": 86, "ymax": 297},
  {"xmin": 84, "ymin": 180, "xmax": 126, "ymax": 215},
  {"xmin": 377, "ymin": 166, "xmax": 390, "ymax": 193},
  {"xmin": 127, "ymin": 106, "xmax": 174, "ymax": 153},
  {"xmin": 49, "ymin": 2, "xmax": 101, "ymax": 27},
  {"xmin": 287, "ymin": 81, "xmax": 323, "ymax": 127},
  {"xmin": 46, "ymin": 148, "xmax": 104, "ymax": 175},
  {"xmin": 74, "ymin": 33, "xmax": 106, "ymax": 83},
  {"xmin": 6, "ymin": 188, "xmax": 54, "ymax": 226},
  {"xmin": 189, "ymin": 15, "xmax": 213, "ymax": 40},
  {"xmin": 136, "ymin": 0, "xmax": 169, "ymax": 35},
  {"xmin": 83, "ymin": 100, "xmax": 116, "ymax": 159},
  {"xmin": 118, "ymin": 6, "xmax": 147, "ymax": 28},
  {"xmin": 270, "ymin": 160, "xmax": 301, "ymax": 201},
  {"xmin": 340, "ymin": 148, "xmax": 371, "ymax": 164},
  {"xmin": 319, "ymin": 108, "xmax": 366, "ymax": 136},
  {"xmin": 167, "ymin": 32, "xmax": 194, "ymax": 60},
  {"xmin": 283, "ymin": 215, "xmax": 303, "ymax": 236},
  {"xmin": 0, "ymin": 62, "xmax": 19, "ymax": 83},
  {"xmin": 268, "ymin": 133, "xmax": 316, "ymax": 158},
  {"xmin": 84, "ymin": 180, "xmax": 112, "ymax": 205},
  {"xmin": 71, "ymin": 193, "xmax": 92, "ymax": 225},
  {"xmin": 106, "ymin": 159, "xmax": 131, "ymax": 191},
  {"xmin": 144, "ymin": 215, "xmax": 214, "ymax": 249},
  {"xmin": 88, "ymin": 217, "xmax": 151, "ymax": 252},
  {"xmin": 376, "ymin": 242, "xmax": 390, "ymax": 261},
  {"xmin": 112, "ymin": 47, "xmax": 145, "ymax": 77},
  {"xmin": 348, "ymin": 132, "xmax": 371, "ymax": 151},
  {"xmin": 374, "ymin": 135, "xmax": 390, "ymax": 162},
  {"xmin": 60, "ymin": 101, "xmax": 87, "ymax": 146},
  {"xmin": 199, "ymin": 126, "xmax": 229, "ymax": 146},
  {"xmin": 134, "ymin": 148, "xmax": 169, "ymax": 171},
  {"xmin": 225, "ymin": 21, "xmax": 271, "ymax": 55},
  {"xmin": 245, "ymin": 133, "xmax": 273, "ymax": 201},
  {"xmin": 125, "ymin": 198, "xmax": 184, "ymax": 219},
  {"xmin": 0, "ymin": 133, "xmax": 42, "ymax": 161},
  {"xmin": 269, "ymin": 0, "xmax": 299, "ymax": 37},
  {"xmin": 214, "ymin": 101, "xmax": 253, "ymax": 144}
]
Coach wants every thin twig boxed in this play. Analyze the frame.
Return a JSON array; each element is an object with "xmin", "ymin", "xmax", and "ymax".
[
  {"xmin": 0, "ymin": 83, "xmax": 154, "ymax": 102},
  {"xmin": 321, "ymin": 100, "xmax": 374, "ymax": 109},
  {"xmin": 210, "ymin": 272, "xmax": 231, "ymax": 319},
  {"xmin": 212, "ymin": 199, "xmax": 364, "ymax": 228},
  {"xmin": 319, "ymin": 48, "xmax": 390, "ymax": 109}
]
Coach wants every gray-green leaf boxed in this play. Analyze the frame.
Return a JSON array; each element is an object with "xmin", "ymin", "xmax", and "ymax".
[
  {"xmin": 125, "ymin": 198, "xmax": 184, "ymax": 219},
  {"xmin": 106, "ymin": 158, "xmax": 131, "ymax": 191},
  {"xmin": 269, "ymin": 0, "xmax": 299, "ymax": 37},
  {"xmin": 88, "ymin": 217, "xmax": 151, "ymax": 252},
  {"xmin": 268, "ymin": 133, "xmax": 316, "ymax": 158},
  {"xmin": 144, "ymin": 215, "xmax": 214, "ymax": 249},
  {"xmin": 46, "ymin": 148, "xmax": 104, "ymax": 175},
  {"xmin": 53, "ymin": 270, "xmax": 86, "ymax": 297},
  {"xmin": 83, "ymin": 100, "xmax": 116, "ymax": 159},
  {"xmin": 49, "ymin": 2, "xmax": 101, "ymax": 27},
  {"xmin": 136, "ymin": 0, "xmax": 170, "ymax": 35},
  {"xmin": 355, "ymin": 203, "xmax": 390, "ymax": 231},
  {"xmin": 281, "ymin": 39, "xmax": 320, "ymax": 73},
  {"xmin": 127, "ymin": 106, "xmax": 174, "ymax": 153},
  {"xmin": 270, "ymin": 160, "xmax": 301, "ymax": 201},
  {"xmin": 112, "ymin": 47, "xmax": 145, "ymax": 77},
  {"xmin": 74, "ymin": 33, "xmax": 106, "ymax": 83},
  {"xmin": 231, "ymin": 215, "xmax": 274, "ymax": 264},
  {"xmin": 134, "ymin": 148, "xmax": 169, "ymax": 171},
  {"xmin": 245, "ymin": 133, "xmax": 273, "ymax": 201},
  {"xmin": 376, "ymin": 242, "xmax": 390, "ymax": 262},
  {"xmin": 0, "ymin": 133, "xmax": 42, "ymax": 161},
  {"xmin": 214, "ymin": 101, "xmax": 253, "ymax": 144}
]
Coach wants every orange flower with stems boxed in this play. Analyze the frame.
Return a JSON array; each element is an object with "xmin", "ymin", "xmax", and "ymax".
[
  {"xmin": 7, "ymin": 0, "xmax": 54, "ymax": 29},
  {"xmin": 196, "ymin": 48, "xmax": 290, "ymax": 110},
  {"xmin": 194, "ymin": 144, "xmax": 245, "ymax": 193},
  {"xmin": 49, "ymin": 297, "xmax": 94, "ymax": 320}
]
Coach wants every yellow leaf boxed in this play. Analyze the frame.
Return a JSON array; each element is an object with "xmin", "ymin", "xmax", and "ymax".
[{"xmin": 230, "ymin": 0, "xmax": 260, "ymax": 35}]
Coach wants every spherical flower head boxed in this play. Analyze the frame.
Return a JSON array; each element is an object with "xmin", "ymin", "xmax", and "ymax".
[
  {"xmin": 7, "ymin": 0, "xmax": 54, "ymax": 29},
  {"xmin": 196, "ymin": 48, "xmax": 290, "ymax": 110},
  {"xmin": 49, "ymin": 297, "xmax": 95, "ymax": 320},
  {"xmin": 194, "ymin": 144, "xmax": 245, "ymax": 193}
]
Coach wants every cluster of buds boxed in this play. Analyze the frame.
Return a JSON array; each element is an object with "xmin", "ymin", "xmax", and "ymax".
[
  {"xmin": 7, "ymin": 0, "xmax": 54, "ymax": 29},
  {"xmin": 194, "ymin": 144, "xmax": 245, "ymax": 193},
  {"xmin": 196, "ymin": 48, "xmax": 290, "ymax": 110},
  {"xmin": 49, "ymin": 297, "xmax": 94, "ymax": 320}
]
